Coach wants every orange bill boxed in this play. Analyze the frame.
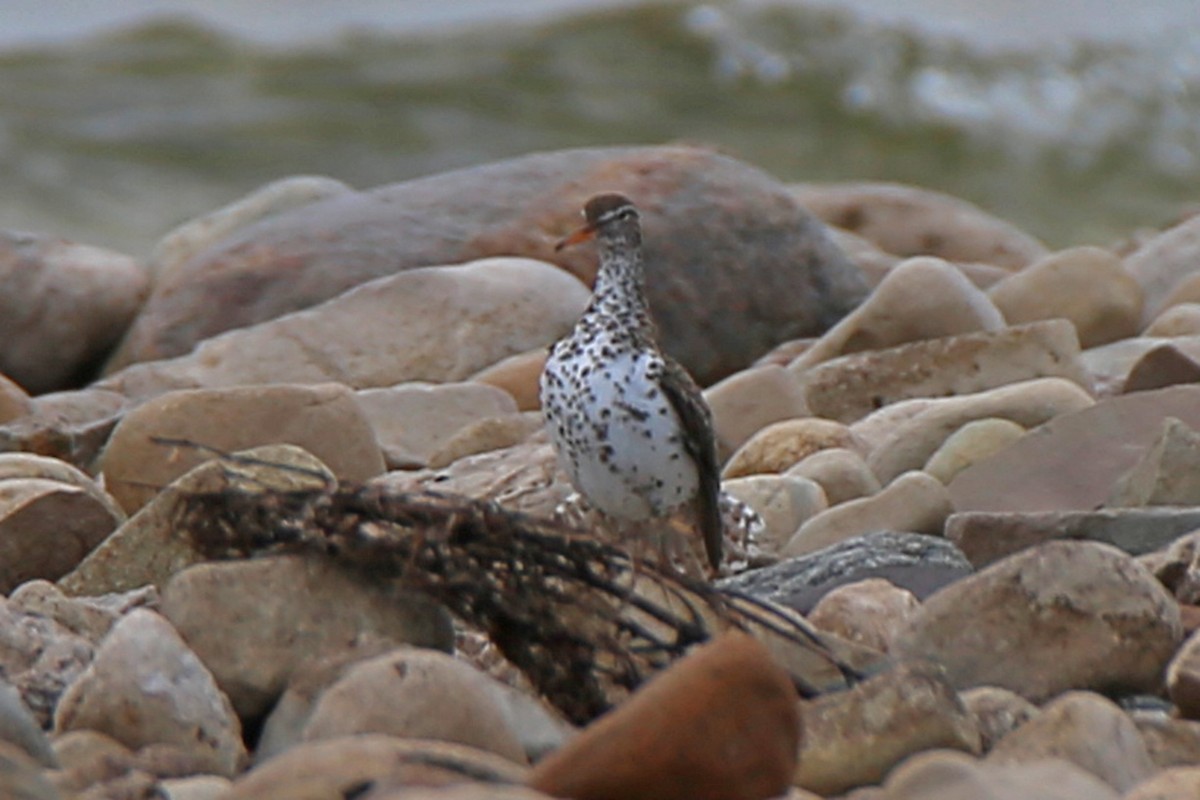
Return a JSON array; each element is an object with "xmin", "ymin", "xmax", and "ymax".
[{"xmin": 555, "ymin": 222, "xmax": 597, "ymax": 251}]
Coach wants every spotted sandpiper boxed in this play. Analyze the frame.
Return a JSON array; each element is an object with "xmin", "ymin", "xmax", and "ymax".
[{"xmin": 540, "ymin": 193, "xmax": 723, "ymax": 572}]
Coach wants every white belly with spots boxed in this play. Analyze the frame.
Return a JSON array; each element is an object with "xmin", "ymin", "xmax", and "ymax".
[{"xmin": 541, "ymin": 342, "xmax": 699, "ymax": 522}]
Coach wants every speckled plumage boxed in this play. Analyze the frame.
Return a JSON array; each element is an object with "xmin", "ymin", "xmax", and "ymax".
[{"xmin": 540, "ymin": 193, "xmax": 722, "ymax": 570}]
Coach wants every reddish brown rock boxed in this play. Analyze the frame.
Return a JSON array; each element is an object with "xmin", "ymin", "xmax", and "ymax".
[
  {"xmin": 1123, "ymin": 344, "xmax": 1200, "ymax": 393},
  {"xmin": 109, "ymin": 147, "xmax": 866, "ymax": 385},
  {"xmin": 528, "ymin": 630, "xmax": 799, "ymax": 800}
]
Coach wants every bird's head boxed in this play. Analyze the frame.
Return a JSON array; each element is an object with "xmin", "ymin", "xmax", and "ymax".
[{"xmin": 556, "ymin": 193, "xmax": 640, "ymax": 251}]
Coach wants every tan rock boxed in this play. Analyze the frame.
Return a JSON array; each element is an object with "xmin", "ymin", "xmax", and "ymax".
[
  {"xmin": 0, "ymin": 388, "xmax": 127, "ymax": 470},
  {"xmin": 959, "ymin": 686, "xmax": 1040, "ymax": 753},
  {"xmin": 470, "ymin": 348, "xmax": 548, "ymax": 411},
  {"xmin": 101, "ymin": 258, "xmax": 591, "ymax": 401},
  {"xmin": 988, "ymin": 691, "xmax": 1154, "ymax": 793},
  {"xmin": 160, "ymin": 556, "xmax": 453, "ymax": 721},
  {"xmin": 1145, "ymin": 302, "xmax": 1200, "ymax": 337},
  {"xmin": 1124, "ymin": 766, "xmax": 1200, "ymax": 800},
  {"xmin": 800, "ymin": 320, "xmax": 1090, "ymax": 423},
  {"xmin": 721, "ymin": 475, "xmax": 828, "ymax": 555},
  {"xmin": 879, "ymin": 750, "xmax": 1120, "ymax": 800},
  {"xmin": 1133, "ymin": 715, "xmax": 1200, "ymax": 770},
  {"xmin": 8, "ymin": 580, "xmax": 155, "ymax": 644},
  {"xmin": 0, "ymin": 740, "xmax": 62, "ymax": 800},
  {"xmin": 60, "ymin": 444, "xmax": 332, "ymax": 595},
  {"xmin": 158, "ymin": 775, "xmax": 234, "ymax": 800},
  {"xmin": 826, "ymin": 225, "xmax": 899, "ymax": 287},
  {"xmin": 784, "ymin": 471, "xmax": 953, "ymax": 557},
  {"xmin": 1082, "ymin": 336, "xmax": 1200, "ymax": 396},
  {"xmin": 0, "ymin": 233, "xmax": 148, "ymax": 394},
  {"xmin": 1108, "ymin": 417, "xmax": 1200, "ymax": 506},
  {"xmin": 987, "ymin": 246, "xmax": 1142, "ymax": 347},
  {"xmin": 794, "ymin": 661, "xmax": 980, "ymax": 796},
  {"xmin": 0, "ymin": 374, "xmax": 30, "ymax": 424},
  {"xmin": 1168, "ymin": 629, "xmax": 1200, "ymax": 720},
  {"xmin": 724, "ymin": 417, "xmax": 859, "ymax": 478},
  {"xmin": 225, "ymin": 735, "xmax": 529, "ymax": 799},
  {"xmin": 785, "ymin": 447, "xmax": 881, "ymax": 505},
  {"xmin": 1123, "ymin": 344, "xmax": 1200, "ymax": 393},
  {"xmin": 53, "ymin": 610, "xmax": 245, "ymax": 777},
  {"xmin": 789, "ymin": 181, "xmax": 1047, "ymax": 269},
  {"xmin": 789, "ymin": 257, "xmax": 1006, "ymax": 373},
  {"xmin": 893, "ymin": 541, "xmax": 1182, "ymax": 701},
  {"xmin": 1124, "ymin": 213, "xmax": 1200, "ymax": 325},
  {"xmin": 111, "ymin": 146, "xmax": 867, "ymax": 387},
  {"xmin": 948, "ymin": 385, "xmax": 1200, "ymax": 513},
  {"xmin": 807, "ymin": 578, "xmax": 918, "ymax": 653},
  {"xmin": 355, "ymin": 381, "xmax": 517, "ymax": 469},
  {"xmin": 98, "ymin": 382, "xmax": 384, "ymax": 514},
  {"xmin": 529, "ymin": 631, "xmax": 800, "ymax": 800},
  {"xmin": 704, "ymin": 365, "xmax": 810, "ymax": 459},
  {"xmin": 52, "ymin": 729, "xmax": 134, "ymax": 794},
  {"xmin": 923, "ymin": 418, "xmax": 1026, "ymax": 484},
  {"xmin": 865, "ymin": 378, "xmax": 1094, "ymax": 485},
  {"xmin": 427, "ymin": 412, "xmax": 543, "ymax": 470},
  {"xmin": 301, "ymin": 648, "xmax": 525, "ymax": 763}
]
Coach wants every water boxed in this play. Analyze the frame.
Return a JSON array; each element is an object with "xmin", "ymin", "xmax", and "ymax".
[{"xmin": 0, "ymin": 0, "xmax": 1197, "ymax": 256}]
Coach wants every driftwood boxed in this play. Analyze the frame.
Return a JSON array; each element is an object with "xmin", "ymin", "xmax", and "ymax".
[{"xmin": 164, "ymin": 442, "xmax": 862, "ymax": 724}]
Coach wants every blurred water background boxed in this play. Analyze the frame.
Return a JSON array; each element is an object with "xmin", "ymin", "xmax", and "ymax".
[{"xmin": 1, "ymin": 0, "xmax": 1198, "ymax": 256}]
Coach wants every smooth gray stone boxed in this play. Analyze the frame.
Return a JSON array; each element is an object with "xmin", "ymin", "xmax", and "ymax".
[
  {"xmin": 719, "ymin": 530, "xmax": 973, "ymax": 614},
  {"xmin": 947, "ymin": 508, "xmax": 1200, "ymax": 568}
]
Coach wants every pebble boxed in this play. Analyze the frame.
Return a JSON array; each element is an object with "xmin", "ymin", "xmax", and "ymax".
[
  {"xmin": 1125, "ymin": 766, "xmax": 1200, "ymax": 800},
  {"xmin": 354, "ymin": 381, "xmax": 518, "ymax": 468},
  {"xmin": 0, "ymin": 232, "xmax": 148, "ymax": 394},
  {"xmin": 986, "ymin": 246, "xmax": 1142, "ymax": 347},
  {"xmin": 97, "ymin": 382, "xmax": 385, "ymax": 514},
  {"xmin": 1123, "ymin": 212, "xmax": 1200, "ymax": 326},
  {"xmin": 807, "ymin": 578, "xmax": 919, "ymax": 653},
  {"xmin": 784, "ymin": 471, "xmax": 953, "ymax": 557},
  {"xmin": 1145, "ymin": 302, "xmax": 1200, "ymax": 337},
  {"xmin": 1122, "ymin": 343, "xmax": 1200, "ymax": 393},
  {"xmin": 875, "ymin": 749, "xmax": 1120, "ymax": 800},
  {"xmin": 958, "ymin": 686, "xmax": 1039, "ymax": 752},
  {"xmin": 703, "ymin": 364, "xmax": 810, "ymax": 459},
  {"xmin": 0, "ymin": 374, "xmax": 30, "ymax": 424},
  {"xmin": 0, "ymin": 740, "xmax": 62, "ymax": 800},
  {"xmin": 1134, "ymin": 714, "xmax": 1200, "ymax": 770},
  {"xmin": 721, "ymin": 531, "xmax": 972, "ymax": 614},
  {"xmin": 1082, "ymin": 336, "xmax": 1200, "ymax": 395},
  {"xmin": 160, "ymin": 555, "xmax": 453, "ymax": 720},
  {"xmin": 987, "ymin": 691, "xmax": 1155, "ymax": 793},
  {"xmin": 785, "ymin": 447, "xmax": 881, "ymax": 505},
  {"xmin": 52, "ymin": 609, "xmax": 246, "ymax": 777},
  {"xmin": 798, "ymin": 320, "xmax": 1089, "ymax": 424},
  {"xmin": 893, "ymin": 541, "xmax": 1182, "ymax": 701},
  {"xmin": 788, "ymin": 181, "xmax": 1047, "ymax": 269},
  {"xmin": 1167, "ymin": 629, "xmax": 1200, "ymax": 720},
  {"xmin": 1108, "ymin": 416, "xmax": 1200, "ymax": 506},
  {"xmin": 721, "ymin": 474, "xmax": 828, "ymax": 555},
  {"xmin": 0, "ymin": 388, "xmax": 127, "ymax": 469},
  {"xmin": 469, "ymin": 348, "xmax": 548, "ymax": 411},
  {"xmin": 793, "ymin": 661, "xmax": 980, "ymax": 796},
  {"xmin": 922, "ymin": 418, "xmax": 1026, "ymax": 484},
  {"xmin": 723, "ymin": 417, "xmax": 860, "ymax": 478}
]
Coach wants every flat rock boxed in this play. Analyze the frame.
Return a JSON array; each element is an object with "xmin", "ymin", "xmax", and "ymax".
[
  {"xmin": 986, "ymin": 246, "xmax": 1142, "ymax": 347},
  {"xmin": 946, "ymin": 507, "xmax": 1200, "ymax": 567},
  {"xmin": 807, "ymin": 578, "xmax": 919, "ymax": 653},
  {"xmin": 160, "ymin": 555, "xmax": 453, "ymax": 721},
  {"xmin": 299, "ymin": 648, "xmax": 525, "ymax": 763},
  {"xmin": 60, "ymin": 444, "xmax": 333, "ymax": 595},
  {"xmin": 529, "ymin": 631, "xmax": 800, "ymax": 800},
  {"xmin": 800, "ymin": 320, "xmax": 1089, "ymax": 424},
  {"xmin": 355, "ymin": 381, "xmax": 517, "ymax": 469},
  {"xmin": 923, "ymin": 418, "xmax": 1026, "ymax": 484},
  {"xmin": 784, "ymin": 471, "xmax": 953, "ymax": 557},
  {"xmin": 959, "ymin": 686, "xmax": 1039, "ymax": 753},
  {"xmin": 721, "ymin": 531, "xmax": 973, "ymax": 614},
  {"xmin": 0, "ymin": 232, "xmax": 147, "ymax": 394},
  {"xmin": 789, "ymin": 182, "xmax": 1047, "ymax": 269},
  {"xmin": 1124, "ymin": 212, "xmax": 1200, "ymax": 326},
  {"xmin": 721, "ymin": 475, "xmax": 827, "ymax": 555},
  {"xmin": 793, "ymin": 661, "xmax": 981, "ymax": 796},
  {"xmin": 98, "ymin": 382, "xmax": 384, "ymax": 514},
  {"xmin": 788, "ymin": 256, "xmax": 1005, "ymax": 373},
  {"xmin": 225, "ymin": 735, "xmax": 529, "ymax": 800},
  {"xmin": 1145, "ymin": 302, "xmax": 1200, "ymax": 337},
  {"xmin": 0, "ymin": 468, "xmax": 125, "ymax": 592},
  {"xmin": 704, "ymin": 365, "xmax": 810, "ymax": 459},
  {"xmin": 948, "ymin": 384, "xmax": 1200, "ymax": 513},
  {"xmin": 893, "ymin": 541, "xmax": 1183, "ymax": 701},
  {"xmin": 876, "ymin": 750, "xmax": 1120, "ymax": 800},
  {"xmin": 53, "ymin": 609, "xmax": 245, "ymax": 777},
  {"xmin": 785, "ymin": 447, "xmax": 881, "ymax": 505},
  {"xmin": 987, "ymin": 691, "xmax": 1154, "ymax": 793},
  {"xmin": 1125, "ymin": 766, "xmax": 1200, "ymax": 800},
  {"xmin": 101, "ymin": 258, "xmax": 589, "ymax": 403},
  {"xmin": 864, "ymin": 378, "xmax": 1094, "ymax": 485},
  {"xmin": 723, "ymin": 417, "xmax": 859, "ymax": 478},
  {"xmin": 110, "ymin": 146, "xmax": 867, "ymax": 386},
  {"xmin": 1108, "ymin": 417, "xmax": 1200, "ymax": 506}
]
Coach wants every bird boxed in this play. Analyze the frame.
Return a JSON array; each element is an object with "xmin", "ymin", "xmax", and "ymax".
[{"xmin": 539, "ymin": 192, "xmax": 723, "ymax": 573}]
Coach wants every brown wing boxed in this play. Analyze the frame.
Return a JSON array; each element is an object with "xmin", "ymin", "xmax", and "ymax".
[{"xmin": 657, "ymin": 353, "xmax": 723, "ymax": 571}]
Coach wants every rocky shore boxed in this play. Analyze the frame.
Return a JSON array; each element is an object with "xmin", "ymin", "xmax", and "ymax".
[{"xmin": 2, "ymin": 144, "xmax": 1200, "ymax": 798}]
